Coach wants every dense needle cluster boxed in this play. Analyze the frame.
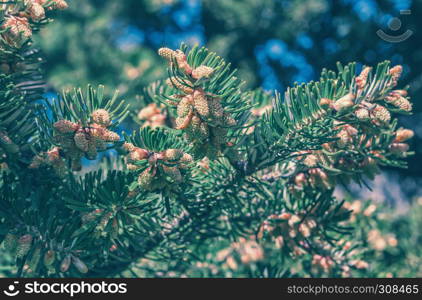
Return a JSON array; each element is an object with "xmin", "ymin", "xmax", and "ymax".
[
  {"xmin": 158, "ymin": 47, "xmax": 236, "ymax": 159},
  {"xmin": 123, "ymin": 142, "xmax": 193, "ymax": 191},
  {"xmin": 30, "ymin": 109, "xmax": 120, "ymax": 175}
]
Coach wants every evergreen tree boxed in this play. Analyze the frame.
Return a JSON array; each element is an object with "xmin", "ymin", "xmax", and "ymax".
[{"xmin": 0, "ymin": 1, "xmax": 420, "ymax": 278}]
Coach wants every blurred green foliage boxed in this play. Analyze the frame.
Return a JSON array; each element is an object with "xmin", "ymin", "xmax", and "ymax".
[{"xmin": 17, "ymin": 0, "xmax": 420, "ymax": 277}]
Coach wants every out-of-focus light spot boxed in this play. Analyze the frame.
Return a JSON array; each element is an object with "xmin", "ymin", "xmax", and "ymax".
[
  {"xmin": 173, "ymin": 10, "xmax": 192, "ymax": 28},
  {"xmin": 323, "ymin": 38, "xmax": 339, "ymax": 54},
  {"xmin": 115, "ymin": 26, "xmax": 145, "ymax": 50},
  {"xmin": 378, "ymin": 13, "xmax": 393, "ymax": 27},
  {"xmin": 337, "ymin": 24, "xmax": 351, "ymax": 37},
  {"xmin": 255, "ymin": 39, "xmax": 314, "ymax": 91},
  {"xmin": 152, "ymin": 0, "xmax": 204, "ymax": 48},
  {"xmin": 391, "ymin": 0, "xmax": 412, "ymax": 11},
  {"xmin": 296, "ymin": 33, "xmax": 313, "ymax": 49},
  {"xmin": 266, "ymin": 39, "xmax": 285, "ymax": 59},
  {"xmin": 341, "ymin": 0, "xmax": 378, "ymax": 21},
  {"xmin": 186, "ymin": 0, "xmax": 201, "ymax": 9}
]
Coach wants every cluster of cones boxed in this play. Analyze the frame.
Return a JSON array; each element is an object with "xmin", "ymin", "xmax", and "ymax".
[
  {"xmin": 258, "ymin": 212, "xmax": 317, "ymax": 256},
  {"xmin": 286, "ymin": 65, "xmax": 414, "ymax": 193},
  {"xmin": 257, "ymin": 209, "xmax": 370, "ymax": 276},
  {"xmin": 29, "ymin": 109, "xmax": 120, "ymax": 176},
  {"xmin": 3, "ymin": 231, "xmax": 88, "ymax": 274},
  {"xmin": 1, "ymin": 0, "xmax": 67, "ymax": 48},
  {"xmin": 158, "ymin": 47, "xmax": 236, "ymax": 159},
  {"xmin": 123, "ymin": 142, "xmax": 193, "ymax": 191}
]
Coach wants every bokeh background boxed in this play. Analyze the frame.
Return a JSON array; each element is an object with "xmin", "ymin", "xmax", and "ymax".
[{"xmin": 35, "ymin": 0, "xmax": 422, "ymax": 206}]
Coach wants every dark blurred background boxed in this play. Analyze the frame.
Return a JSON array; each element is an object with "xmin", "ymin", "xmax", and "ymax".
[{"xmin": 35, "ymin": 0, "xmax": 422, "ymax": 205}]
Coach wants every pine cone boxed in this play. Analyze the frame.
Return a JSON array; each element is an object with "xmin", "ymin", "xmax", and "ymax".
[
  {"xmin": 163, "ymin": 149, "xmax": 184, "ymax": 161},
  {"xmin": 16, "ymin": 234, "xmax": 32, "ymax": 258},
  {"xmin": 193, "ymin": 90, "xmax": 210, "ymax": 118},
  {"xmin": 158, "ymin": 47, "xmax": 176, "ymax": 61},
  {"xmin": 74, "ymin": 130, "xmax": 90, "ymax": 152},
  {"xmin": 92, "ymin": 109, "xmax": 111, "ymax": 127},
  {"xmin": 54, "ymin": 120, "xmax": 79, "ymax": 133},
  {"xmin": 28, "ymin": 2, "xmax": 45, "ymax": 21},
  {"xmin": 2, "ymin": 16, "xmax": 32, "ymax": 47},
  {"xmin": 192, "ymin": 65, "xmax": 214, "ymax": 80}
]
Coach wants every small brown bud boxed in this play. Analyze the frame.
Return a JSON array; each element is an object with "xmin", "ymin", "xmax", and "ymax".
[
  {"xmin": 28, "ymin": 2, "xmax": 45, "ymax": 21},
  {"xmin": 303, "ymin": 154, "xmax": 318, "ymax": 167},
  {"xmin": 363, "ymin": 204, "xmax": 377, "ymax": 217},
  {"xmin": 163, "ymin": 149, "xmax": 184, "ymax": 161},
  {"xmin": 298, "ymin": 223, "xmax": 311, "ymax": 237},
  {"xmin": 46, "ymin": 147, "xmax": 61, "ymax": 164},
  {"xmin": 54, "ymin": 120, "xmax": 79, "ymax": 133},
  {"xmin": 222, "ymin": 113, "xmax": 236, "ymax": 126},
  {"xmin": 174, "ymin": 50, "xmax": 192, "ymax": 75},
  {"xmin": 177, "ymin": 95, "xmax": 193, "ymax": 118},
  {"xmin": 148, "ymin": 113, "xmax": 166, "ymax": 127},
  {"xmin": 279, "ymin": 212, "xmax": 292, "ymax": 220},
  {"xmin": 294, "ymin": 173, "xmax": 306, "ymax": 188},
  {"xmin": 356, "ymin": 66, "xmax": 372, "ymax": 89},
  {"xmin": 72, "ymin": 256, "xmax": 88, "ymax": 274},
  {"xmin": 138, "ymin": 103, "xmax": 161, "ymax": 120},
  {"xmin": 175, "ymin": 111, "xmax": 194, "ymax": 130},
  {"xmin": 394, "ymin": 97, "xmax": 412, "ymax": 112},
  {"xmin": 128, "ymin": 148, "xmax": 149, "ymax": 162},
  {"xmin": 178, "ymin": 153, "xmax": 193, "ymax": 168},
  {"xmin": 333, "ymin": 93, "xmax": 355, "ymax": 112},
  {"xmin": 74, "ymin": 130, "xmax": 89, "ymax": 152},
  {"xmin": 158, "ymin": 47, "xmax": 176, "ymax": 61},
  {"xmin": 92, "ymin": 109, "xmax": 111, "ymax": 127},
  {"xmin": 372, "ymin": 104, "xmax": 391, "ymax": 124},
  {"xmin": 60, "ymin": 255, "xmax": 71, "ymax": 273},
  {"xmin": 288, "ymin": 215, "xmax": 301, "ymax": 227},
  {"xmin": 192, "ymin": 65, "xmax": 214, "ymax": 80},
  {"xmin": 389, "ymin": 65, "xmax": 402, "ymax": 83},
  {"xmin": 1, "ymin": 16, "xmax": 32, "ymax": 48},
  {"xmin": 52, "ymin": 0, "xmax": 68, "ymax": 10},
  {"xmin": 355, "ymin": 108, "xmax": 370, "ymax": 121},
  {"xmin": 319, "ymin": 98, "xmax": 333, "ymax": 108},
  {"xmin": 394, "ymin": 128, "xmax": 414, "ymax": 143},
  {"xmin": 138, "ymin": 168, "xmax": 155, "ymax": 190},
  {"xmin": 193, "ymin": 90, "xmax": 210, "ymax": 117},
  {"xmin": 99, "ymin": 129, "xmax": 120, "ymax": 142},
  {"xmin": 122, "ymin": 142, "xmax": 135, "ymax": 152}
]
